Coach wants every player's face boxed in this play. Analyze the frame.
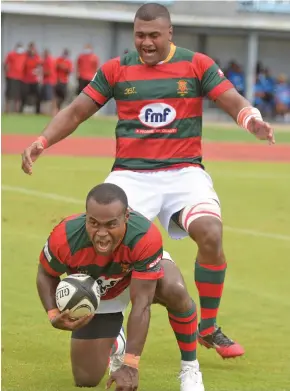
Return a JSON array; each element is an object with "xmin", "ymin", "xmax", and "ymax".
[
  {"xmin": 134, "ymin": 17, "xmax": 172, "ymax": 66},
  {"xmin": 86, "ymin": 199, "xmax": 129, "ymax": 256}
]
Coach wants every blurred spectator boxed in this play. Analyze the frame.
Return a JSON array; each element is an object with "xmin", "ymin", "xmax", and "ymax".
[
  {"xmin": 226, "ymin": 61, "xmax": 245, "ymax": 96},
  {"xmin": 20, "ymin": 42, "xmax": 42, "ymax": 114},
  {"xmin": 274, "ymin": 74, "xmax": 290, "ymax": 122},
  {"xmin": 55, "ymin": 49, "xmax": 73, "ymax": 112},
  {"xmin": 4, "ymin": 43, "xmax": 26, "ymax": 113},
  {"xmin": 41, "ymin": 49, "xmax": 57, "ymax": 116},
  {"xmin": 257, "ymin": 68, "xmax": 275, "ymax": 117},
  {"xmin": 256, "ymin": 61, "xmax": 263, "ymax": 75},
  {"xmin": 76, "ymin": 44, "xmax": 98, "ymax": 95},
  {"xmin": 254, "ymin": 75, "xmax": 267, "ymax": 113}
]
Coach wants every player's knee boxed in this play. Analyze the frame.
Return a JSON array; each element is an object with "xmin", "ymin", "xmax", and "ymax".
[
  {"xmin": 196, "ymin": 220, "xmax": 223, "ymax": 256},
  {"xmin": 157, "ymin": 267, "xmax": 192, "ymax": 312},
  {"xmin": 74, "ymin": 371, "xmax": 101, "ymax": 388},
  {"xmin": 75, "ymin": 379, "xmax": 100, "ymax": 388},
  {"xmin": 75, "ymin": 382, "xmax": 98, "ymax": 388},
  {"xmin": 167, "ymin": 282, "xmax": 193, "ymax": 313}
]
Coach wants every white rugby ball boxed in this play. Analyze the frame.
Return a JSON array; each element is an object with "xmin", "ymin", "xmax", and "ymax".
[{"xmin": 55, "ymin": 274, "xmax": 101, "ymax": 319}]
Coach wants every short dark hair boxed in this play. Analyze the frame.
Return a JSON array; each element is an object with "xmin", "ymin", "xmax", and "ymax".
[
  {"xmin": 86, "ymin": 183, "xmax": 128, "ymax": 212},
  {"xmin": 134, "ymin": 2, "xmax": 171, "ymax": 23}
]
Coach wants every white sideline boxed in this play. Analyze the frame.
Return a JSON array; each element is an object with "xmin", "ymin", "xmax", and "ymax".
[{"xmin": 2, "ymin": 184, "xmax": 290, "ymax": 242}]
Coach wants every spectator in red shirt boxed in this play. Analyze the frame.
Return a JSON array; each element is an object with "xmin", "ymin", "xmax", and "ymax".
[
  {"xmin": 76, "ymin": 44, "xmax": 98, "ymax": 95},
  {"xmin": 55, "ymin": 49, "xmax": 73, "ymax": 112},
  {"xmin": 4, "ymin": 42, "xmax": 26, "ymax": 113},
  {"xmin": 41, "ymin": 49, "xmax": 57, "ymax": 116},
  {"xmin": 20, "ymin": 42, "xmax": 42, "ymax": 114}
]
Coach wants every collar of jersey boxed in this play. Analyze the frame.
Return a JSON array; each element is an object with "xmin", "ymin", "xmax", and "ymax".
[{"xmin": 139, "ymin": 43, "xmax": 176, "ymax": 65}]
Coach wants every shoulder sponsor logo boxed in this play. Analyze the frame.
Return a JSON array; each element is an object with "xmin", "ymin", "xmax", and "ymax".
[
  {"xmin": 147, "ymin": 255, "xmax": 162, "ymax": 269},
  {"xmin": 177, "ymin": 80, "xmax": 188, "ymax": 96},
  {"xmin": 217, "ymin": 69, "xmax": 224, "ymax": 78},
  {"xmin": 43, "ymin": 240, "xmax": 52, "ymax": 262},
  {"xmin": 139, "ymin": 103, "xmax": 176, "ymax": 128},
  {"xmin": 124, "ymin": 87, "xmax": 137, "ymax": 95}
]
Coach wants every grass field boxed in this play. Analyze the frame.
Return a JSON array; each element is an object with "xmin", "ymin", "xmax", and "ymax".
[{"xmin": 2, "ymin": 114, "xmax": 290, "ymax": 391}]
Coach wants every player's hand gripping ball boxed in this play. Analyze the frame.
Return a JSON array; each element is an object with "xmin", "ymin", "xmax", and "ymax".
[{"xmin": 56, "ymin": 274, "xmax": 101, "ymax": 319}]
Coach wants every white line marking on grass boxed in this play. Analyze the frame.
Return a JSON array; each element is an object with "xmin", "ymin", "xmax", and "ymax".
[
  {"xmin": 223, "ymin": 226, "xmax": 290, "ymax": 242},
  {"xmin": 2, "ymin": 185, "xmax": 83, "ymax": 205},
  {"xmin": 3, "ymin": 185, "xmax": 290, "ymax": 242}
]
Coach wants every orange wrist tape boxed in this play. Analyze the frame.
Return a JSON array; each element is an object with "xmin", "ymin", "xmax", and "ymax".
[
  {"xmin": 36, "ymin": 136, "xmax": 48, "ymax": 149},
  {"xmin": 47, "ymin": 308, "xmax": 60, "ymax": 321},
  {"xmin": 123, "ymin": 353, "xmax": 140, "ymax": 369},
  {"xmin": 237, "ymin": 106, "xmax": 263, "ymax": 131}
]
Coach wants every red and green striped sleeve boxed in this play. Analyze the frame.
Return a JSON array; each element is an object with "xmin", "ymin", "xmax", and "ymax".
[
  {"xmin": 83, "ymin": 57, "xmax": 120, "ymax": 106},
  {"xmin": 192, "ymin": 53, "xmax": 234, "ymax": 100},
  {"xmin": 131, "ymin": 224, "xmax": 164, "ymax": 280},
  {"xmin": 39, "ymin": 223, "xmax": 69, "ymax": 277}
]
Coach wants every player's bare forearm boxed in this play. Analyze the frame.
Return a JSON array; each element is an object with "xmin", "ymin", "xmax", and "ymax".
[
  {"xmin": 36, "ymin": 264, "xmax": 60, "ymax": 311},
  {"xmin": 126, "ymin": 278, "xmax": 157, "ymax": 356},
  {"xmin": 41, "ymin": 93, "xmax": 100, "ymax": 147},
  {"xmin": 215, "ymin": 88, "xmax": 251, "ymax": 121},
  {"xmin": 215, "ymin": 88, "xmax": 274, "ymax": 143}
]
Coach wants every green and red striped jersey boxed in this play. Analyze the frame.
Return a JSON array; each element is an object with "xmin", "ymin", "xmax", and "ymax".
[
  {"xmin": 84, "ymin": 44, "xmax": 233, "ymax": 171},
  {"xmin": 40, "ymin": 211, "xmax": 163, "ymax": 300}
]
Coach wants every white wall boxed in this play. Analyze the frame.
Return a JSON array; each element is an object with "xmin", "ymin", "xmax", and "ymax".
[
  {"xmin": 259, "ymin": 37, "xmax": 290, "ymax": 77},
  {"xmin": 172, "ymin": 32, "xmax": 198, "ymax": 51},
  {"xmin": 207, "ymin": 35, "xmax": 248, "ymax": 68}
]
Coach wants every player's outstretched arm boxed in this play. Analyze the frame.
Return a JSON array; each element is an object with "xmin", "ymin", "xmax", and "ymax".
[
  {"xmin": 215, "ymin": 88, "xmax": 275, "ymax": 144},
  {"xmin": 36, "ymin": 264, "xmax": 93, "ymax": 331},
  {"xmin": 107, "ymin": 278, "xmax": 157, "ymax": 391},
  {"xmin": 21, "ymin": 93, "xmax": 100, "ymax": 175}
]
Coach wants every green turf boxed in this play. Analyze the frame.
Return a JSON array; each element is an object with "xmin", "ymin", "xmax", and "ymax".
[
  {"xmin": 2, "ymin": 154, "xmax": 290, "ymax": 391},
  {"xmin": 2, "ymin": 113, "xmax": 290, "ymax": 143}
]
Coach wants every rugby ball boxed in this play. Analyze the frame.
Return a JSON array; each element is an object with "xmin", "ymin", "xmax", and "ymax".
[{"xmin": 55, "ymin": 274, "xmax": 101, "ymax": 319}]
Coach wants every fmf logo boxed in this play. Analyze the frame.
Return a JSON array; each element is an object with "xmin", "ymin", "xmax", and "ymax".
[{"xmin": 139, "ymin": 103, "xmax": 176, "ymax": 128}]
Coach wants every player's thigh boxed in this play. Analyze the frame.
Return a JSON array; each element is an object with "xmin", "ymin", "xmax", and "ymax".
[
  {"xmin": 158, "ymin": 166, "xmax": 220, "ymax": 239},
  {"xmin": 104, "ymin": 170, "xmax": 162, "ymax": 220},
  {"xmin": 71, "ymin": 312, "xmax": 123, "ymax": 386}
]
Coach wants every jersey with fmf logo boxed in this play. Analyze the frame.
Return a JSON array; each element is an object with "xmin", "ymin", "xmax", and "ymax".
[
  {"xmin": 83, "ymin": 44, "xmax": 233, "ymax": 171},
  {"xmin": 40, "ymin": 212, "xmax": 163, "ymax": 300}
]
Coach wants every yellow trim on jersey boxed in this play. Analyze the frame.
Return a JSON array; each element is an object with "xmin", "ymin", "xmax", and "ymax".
[{"xmin": 139, "ymin": 43, "xmax": 176, "ymax": 64}]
